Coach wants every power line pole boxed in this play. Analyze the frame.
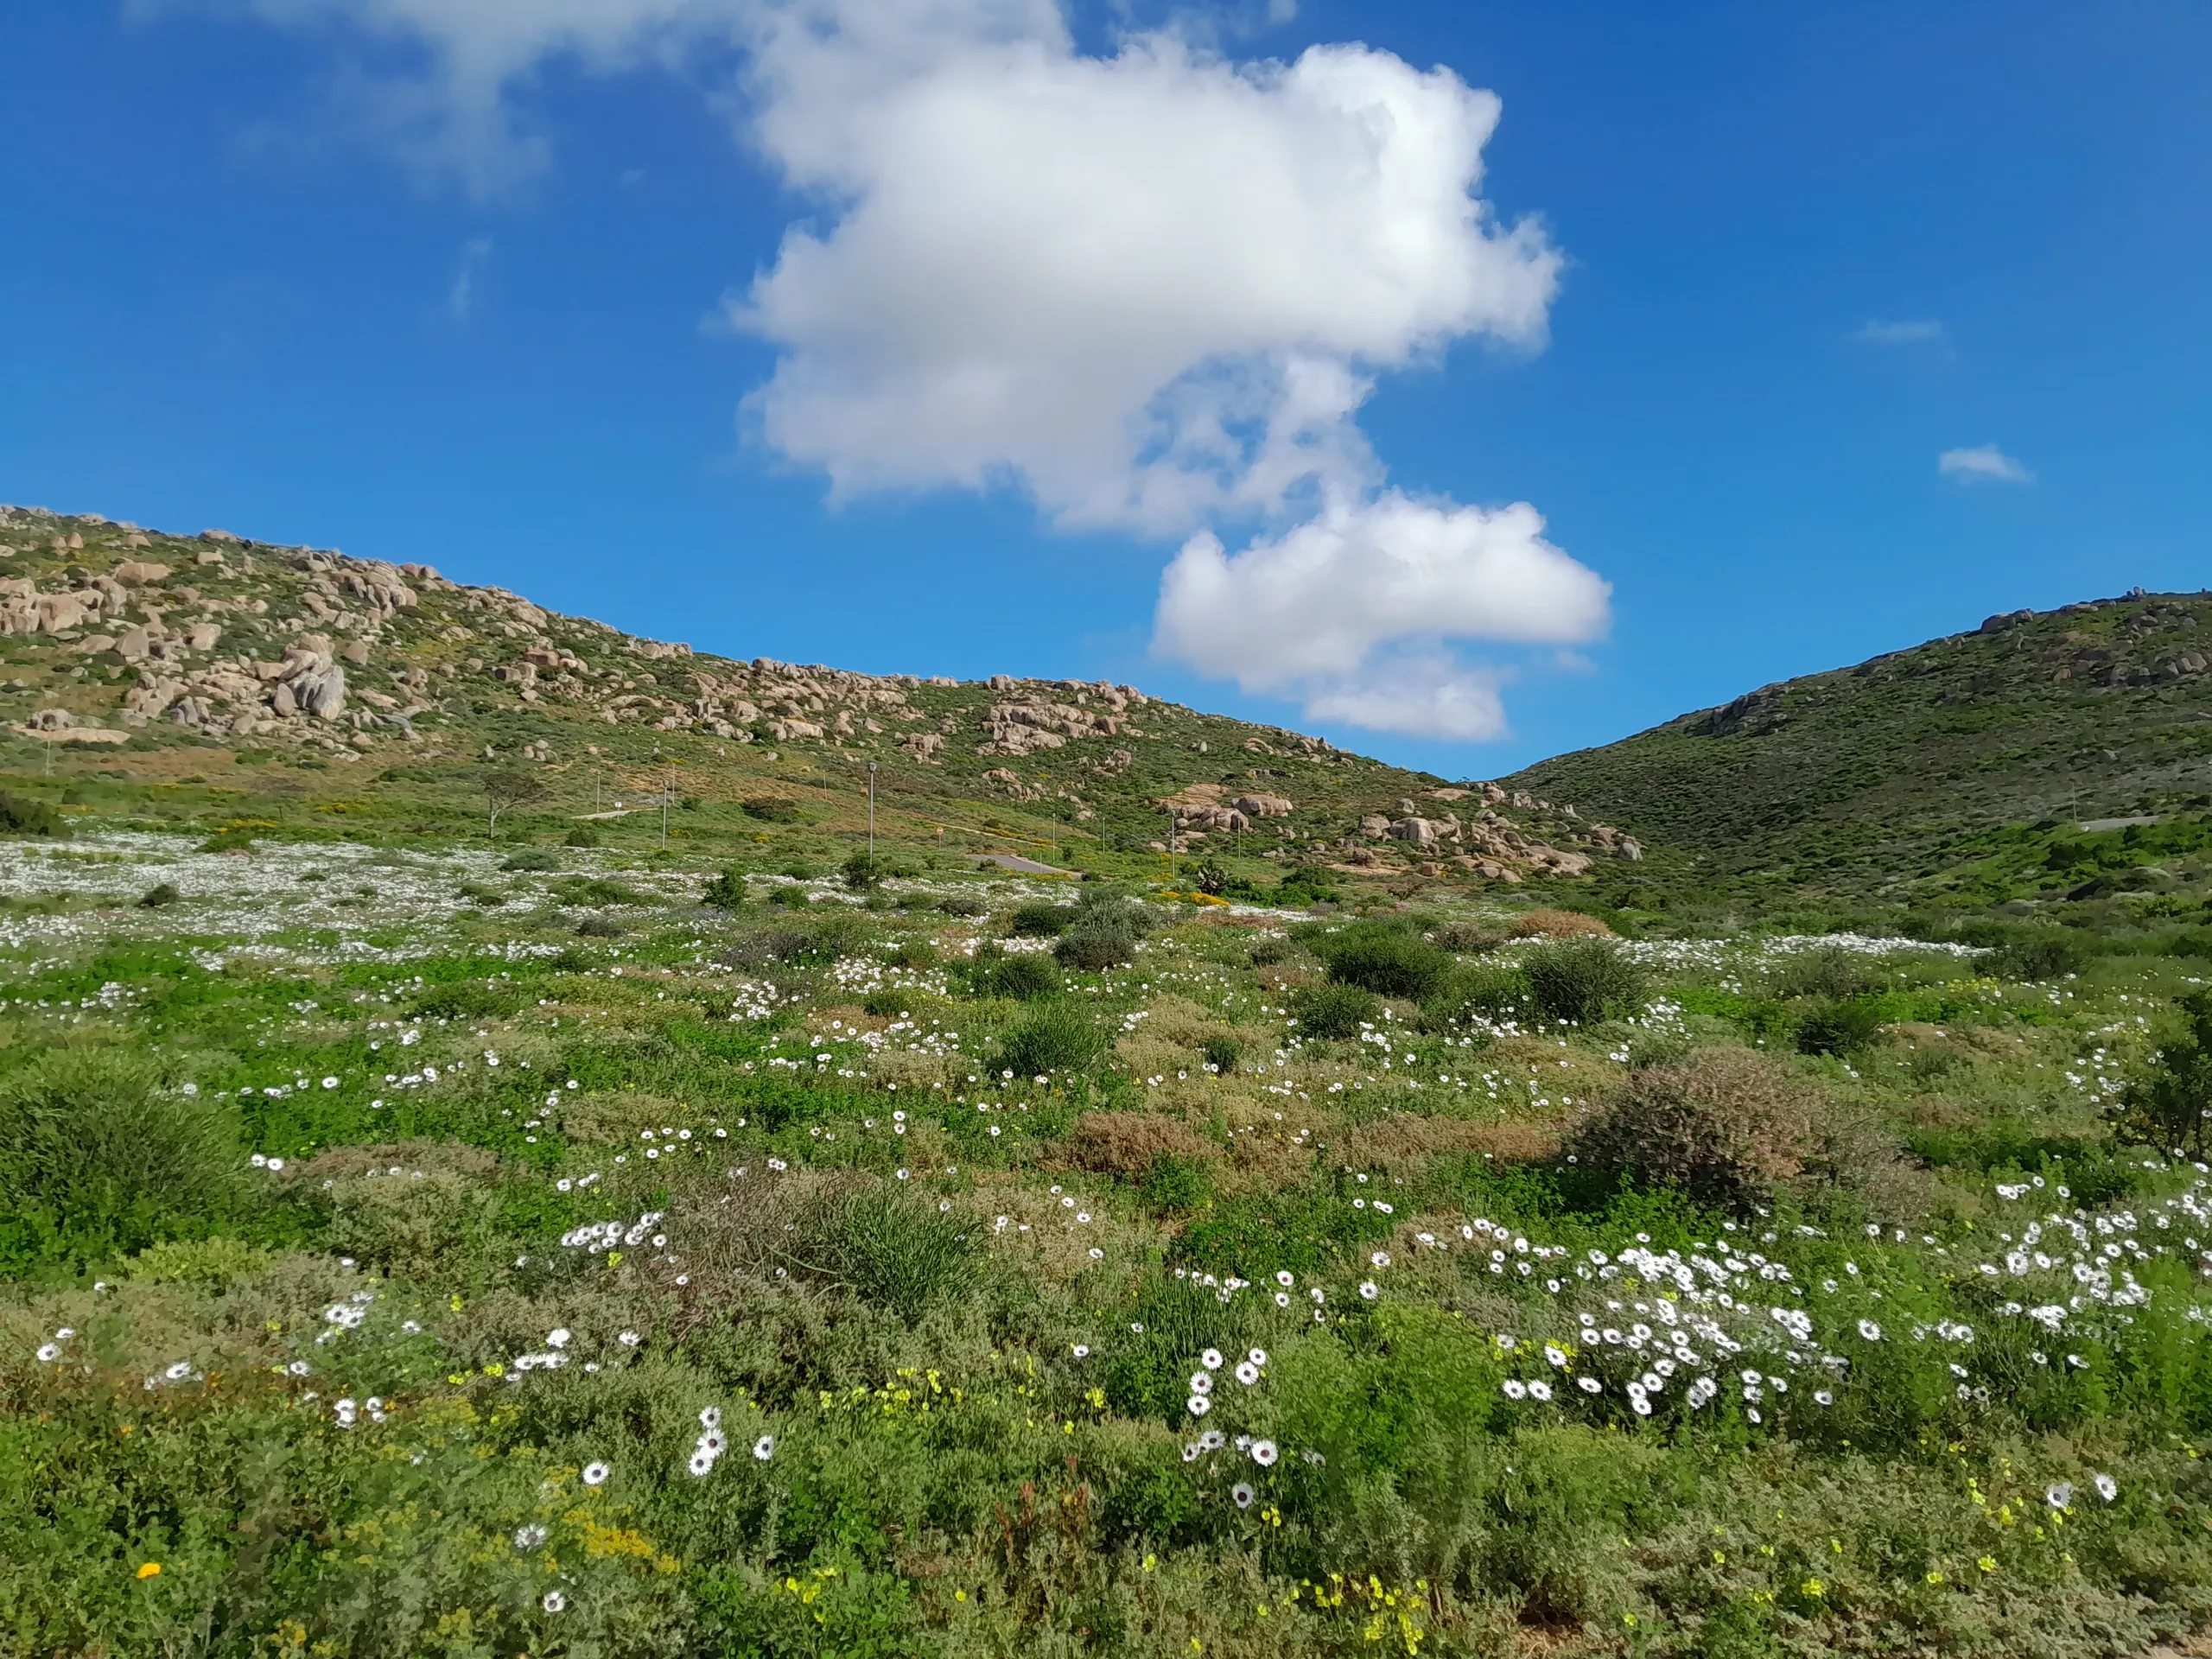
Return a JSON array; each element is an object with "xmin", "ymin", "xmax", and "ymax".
[
  {"xmin": 868, "ymin": 760, "xmax": 877, "ymax": 856},
  {"xmin": 660, "ymin": 766, "xmax": 674, "ymax": 851}
]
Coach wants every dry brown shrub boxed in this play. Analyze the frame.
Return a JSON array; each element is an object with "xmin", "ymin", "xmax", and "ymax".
[
  {"xmin": 866, "ymin": 1046, "xmax": 957, "ymax": 1092},
  {"xmin": 292, "ymin": 1141, "xmax": 502, "ymax": 1183},
  {"xmin": 1564, "ymin": 1047, "xmax": 1818, "ymax": 1212},
  {"xmin": 1053, "ymin": 1111, "xmax": 1224, "ymax": 1179},
  {"xmin": 1342, "ymin": 1114, "xmax": 1558, "ymax": 1175},
  {"xmin": 807, "ymin": 1003, "xmax": 894, "ymax": 1036},
  {"xmin": 1508, "ymin": 907, "xmax": 1615, "ymax": 939}
]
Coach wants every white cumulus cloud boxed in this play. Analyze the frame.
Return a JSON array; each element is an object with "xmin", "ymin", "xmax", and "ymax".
[
  {"xmin": 181, "ymin": 0, "xmax": 1599, "ymax": 739},
  {"xmin": 1154, "ymin": 492, "xmax": 1609, "ymax": 737},
  {"xmin": 1939, "ymin": 443, "xmax": 2034, "ymax": 485}
]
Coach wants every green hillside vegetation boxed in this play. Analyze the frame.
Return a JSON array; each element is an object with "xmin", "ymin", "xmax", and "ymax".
[
  {"xmin": 1509, "ymin": 593, "xmax": 2212, "ymax": 911},
  {"xmin": 7, "ymin": 507, "xmax": 2212, "ymax": 1656},
  {"xmin": 0, "ymin": 505, "xmax": 1634, "ymax": 904}
]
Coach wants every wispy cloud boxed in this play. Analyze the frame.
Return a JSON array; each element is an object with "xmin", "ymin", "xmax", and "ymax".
[
  {"xmin": 1850, "ymin": 317, "xmax": 1945, "ymax": 346},
  {"xmin": 447, "ymin": 236, "xmax": 493, "ymax": 322},
  {"xmin": 1939, "ymin": 443, "xmax": 2034, "ymax": 486}
]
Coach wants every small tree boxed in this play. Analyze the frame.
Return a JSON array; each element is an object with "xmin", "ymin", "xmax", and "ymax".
[
  {"xmin": 2110, "ymin": 990, "xmax": 2212, "ymax": 1160},
  {"xmin": 482, "ymin": 768, "xmax": 549, "ymax": 833},
  {"xmin": 842, "ymin": 849, "xmax": 887, "ymax": 892},
  {"xmin": 702, "ymin": 867, "xmax": 748, "ymax": 912}
]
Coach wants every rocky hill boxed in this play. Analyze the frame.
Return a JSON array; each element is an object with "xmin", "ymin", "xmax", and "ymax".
[
  {"xmin": 0, "ymin": 505, "xmax": 1637, "ymax": 885},
  {"xmin": 1508, "ymin": 590, "xmax": 2212, "ymax": 899}
]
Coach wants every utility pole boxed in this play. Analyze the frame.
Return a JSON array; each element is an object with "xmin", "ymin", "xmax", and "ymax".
[
  {"xmin": 660, "ymin": 766, "xmax": 674, "ymax": 851},
  {"xmin": 868, "ymin": 760, "xmax": 877, "ymax": 856}
]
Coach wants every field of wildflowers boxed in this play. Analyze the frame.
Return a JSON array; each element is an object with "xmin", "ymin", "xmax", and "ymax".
[{"xmin": 3, "ymin": 825, "xmax": 2211, "ymax": 1657}]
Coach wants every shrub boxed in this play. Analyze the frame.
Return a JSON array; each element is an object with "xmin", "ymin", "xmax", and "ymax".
[
  {"xmin": 1421, "ymin": 962, "xmax": 1529, "ymax": 1026},
  {"xmin": 1792, "ymin": 995, "xmax": 1887, "ymax": 1057},
  {"xmin": 995, "ymin": 1002, "xmax": 1105, "ymax": 1076},
  {"xmin": 1202, "ymin": 1034, "xmax": 1243, "ymax": 1074},
  {"xmin": 1007, "ymin": 900, "xmax": 1073, "ymax": 938},
  {"xmin": 1319, "ymin": 921, "xmax": 1451, "ymax": 1000},
  {"xmin": 937, "ymin": 894, "xmax": 987, "ymax": 918},
  {"xmin": 1564, "ymin": 1047, "xmax": 1819, "ymax": 1213},
  {"xmin": 499, "ymin": 849, "xmax": 559, "ymax": 873},
  {"xmin": 741, "ymin": 796, "xmax": 802, "ymax": 823},
  {"xmin": 321, "ymin": 1168, "xmax": 499, "ymax": 1281},
  {"xmin": 563, "ymin": 825, "xmax": 601, "ymax": 848},
  {"xmin": 0, "ymin": 790, "xmax": 65, "ymax": 837},
  {"xmin": 769, "ymin": 884, "xmax": 812, "ymax": 908},
  {"xmin": 0, "ymin": 1052, "xmax": 242, "ymax": 1260},
  {"xmin": 1767, "ymin": 945, "xmax": 1884, "ymax": 1001},
  {"xmin": 1521, "ymin": 938, "xmax": 1646, "ymax": 1025},
  {"xmin": 702, "ymin": 867, "xmax": 749, "ymax": 911},
  {"xmin": 137, "ymin": 880, "xmax": 181, "ymax": 908},
  {"xmin": 1993, "ymin": 930, "xmax": 2089, "ymax": 982},
  {"xmin": 982, "ymin": 953, "xmax": 1062, "ymax": 1001},
  {"xmin": 1056, "ymin": 918, "xmax": 1139, "ymax": 970},
  {"xmin": 2109, "ymin": 989, "xmax": 2212, "ymax": 1160},
  {"xmin": 797, "ymin": 1179, "xmax": 981, "ymax": 1323},
  {"xmin": 717, "ymin": 927, "xmax": 817, "ymax": 969},
  {"xmin": 842, "ymin": 849, "xmax": 887, "ymax": 891},
  {"xmin": 1433, "ymin": 918, "xmax": 1508, "ymax": 954},
  {"xmin": 1248, "ymin": 937, "xmax": 1295, "ymax": 967},
  {"xmin": 575, "ymin": 914, "xmax": 623, "ymax": 938},
  {"xmin": 1290, "ymin": 981, "xmax": 1382, "ymax": 1040},
  {"xmin": 1508, "ymin": 907, "xmax": 1613, "ymax": 940}
]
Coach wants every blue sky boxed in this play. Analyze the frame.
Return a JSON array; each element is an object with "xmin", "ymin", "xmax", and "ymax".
[{"xmin": 2, "ymin": 1, "xmax": 2205, "ymax": 777}]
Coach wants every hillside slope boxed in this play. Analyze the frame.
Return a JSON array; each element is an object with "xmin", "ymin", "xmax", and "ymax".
[
  {"xmin": 1507, "ymin": 591, "xmax": 2212, "ymax": 899},
  {"xmin": 0, "ymin": 505, "xmax": 1637, "ymax": 885}
]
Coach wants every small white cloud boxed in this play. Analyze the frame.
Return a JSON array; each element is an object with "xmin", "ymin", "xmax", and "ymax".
[
  {"xmin": 1153, "ymin": 491, "xmax": 1608, "ymax": 737},
  {"xmin": 1939, "ymin": 443, "xmax": 2034, "ymax": 486},
  {"xmin": 1851, "ymin": 317, "xmax": 1945, "ymax": 346},
  {"xmin": 446, "ymin": 235, "xmax": 493, "ymax": 321},
  {"xmin": 1303, "ymin": 656, "xmax": 1510, "ymax": 741}
]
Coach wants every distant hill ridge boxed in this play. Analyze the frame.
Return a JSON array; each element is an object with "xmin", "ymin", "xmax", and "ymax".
[
  {"xmin": 0, "ymin": 504, "xmax": 1637, "ymax": 883},
  {"xmin": 1507, "ymin": 588, "xmax": 2212, "ymax": 895}
]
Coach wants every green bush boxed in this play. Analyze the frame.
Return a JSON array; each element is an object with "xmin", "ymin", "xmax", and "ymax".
[
  {"xmin": 1564, "ymin": 1047, "xmax": 1818, "ymax": 1213},
  {"xmin": 499, "ymin": 849, "xmax": 559, "ymax": 873},
  {"xmin": 1007, "ymin": 900, "xmax": 1073, "ymax": 937},
  {"xmin": 995, "ymin": 1002, "xmax": 1105, "ymax": 1076},
  {"xmin": 769, "ymin": 884, "xmax": 813, "ymax": 909},
  {"xmin": 1792, "ymin": 995, "xmax": 1888, "ymax": 1056},
  {"xmin": 0, "ymin": 790, "xmax": 65, "ymax": 837},
  {"xmin": 741, "ymin": 796, "xmax": 802, "ymax": 823},
  {"xmin": 1521, "ymin": 938, "xmax": 1646, "ymax": 1025},
  {"xmin": 1767, "ymin": 945, "xmax": 1885, "ymax": 1001},
  {"xmin": 702, "ymin": 866, "xmax": 749, "ymax": 911},
  {"xmin": 798, "ymin": 1180, "xmax": 981, "ymax": 1322},
  {"xmin": 1201, "ymin": 1034, "xmax": 1243, "ymax": 1074},
  {"xmin": 137, "ymin": 881, "xmax": 181, "ymax": 909},
  {"xmin": 1055, "ymin": 918, "xmax": 1139, "ymax": 970},
  {"xmin": 1318, "ymin": 921, "xmax": 1451, "ymax": 1000},
  {"xmin": 0, "ymin": 1052, "xmax": 242, "ymax": 1262},
  {"xmin": 562, "ymin": 825, "xmax": 601, "ymax": 848},
  {"xmin": 575, "ymin": 914, "xmax": 623, "ymax": 938},
  {"xmin": 1421, "ymin": 963, "xmax": 1529, "ymax": 1026},
  {"xmin": 1290, "ymin": 981, "xmax": 1382, "ymax": 1040},
  {"xmin": 1432, "ymin": 918, "xmax": 1508, "ymax": 954},
  {"xmin": 982, "ymin": 953, "xmax": 1062, "ymax": 1001},
  {"xmin": 1249, "ymin": 937, "xmax": 1295, "ymax": 967},
  {"xmin": 2109, "ymin": 988, "xmax": 2212, "ymax": 1160},
  {"xmin": 842, "ymin": 850, "xmax": 887, "ymax": 891},
  {"xmin": 937, "ymin": 893, "xmax": 987, "ymax": 918},
  {"xmin": 1993, "ymin": 930, "xmax": 2089, "ymax": 981}
]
